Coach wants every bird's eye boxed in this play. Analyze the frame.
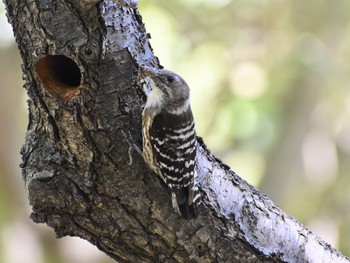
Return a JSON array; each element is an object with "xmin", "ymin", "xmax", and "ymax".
[{"xmin": 166, "ymin": 76, "xmax": 176, "ymax": 83}]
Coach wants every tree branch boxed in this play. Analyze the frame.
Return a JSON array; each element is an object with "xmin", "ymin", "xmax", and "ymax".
[{"xmin": 4, "ymin": 0, "xmax": 349, "ymax": 262}]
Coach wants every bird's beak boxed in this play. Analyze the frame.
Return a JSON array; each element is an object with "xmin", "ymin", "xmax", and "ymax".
[{"xmin": 140, "ymin": 66, "xmax": 159, "ymax": 79}]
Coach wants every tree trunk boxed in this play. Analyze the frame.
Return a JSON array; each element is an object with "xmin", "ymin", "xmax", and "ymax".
[{"xmin": 3, "ymin": 0, "xmax": 349, "ymax": 262}]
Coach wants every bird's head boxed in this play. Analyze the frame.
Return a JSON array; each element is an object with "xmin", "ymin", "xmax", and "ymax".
[{"xmin": 141, "ymin": 66, "xmax": 190, "ymax": 115}]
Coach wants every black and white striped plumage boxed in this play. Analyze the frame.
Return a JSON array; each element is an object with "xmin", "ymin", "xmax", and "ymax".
[{"xmin": 141, "ymin": 67, "xmax": 200, "ymax": 219}]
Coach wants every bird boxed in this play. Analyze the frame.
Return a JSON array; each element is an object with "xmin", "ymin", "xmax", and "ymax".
[{"xmin": 141, "ymin": 66, "xmax": 200, "ymax": 219}]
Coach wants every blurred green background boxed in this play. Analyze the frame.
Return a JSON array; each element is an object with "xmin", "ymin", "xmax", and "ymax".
[{"xmin": 1, "ymin": 0, "xmax": 350, "ymax": 262}]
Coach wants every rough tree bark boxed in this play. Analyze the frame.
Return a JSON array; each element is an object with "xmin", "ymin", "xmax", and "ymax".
[{"xmin": 3, "ymin": 0, "xmax": 350, "ymax": 262}]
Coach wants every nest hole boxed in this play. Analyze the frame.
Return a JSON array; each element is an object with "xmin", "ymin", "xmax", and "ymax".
[{"xmin": 35, "ymin": 55, "xmax": 82, "ymax": 101}]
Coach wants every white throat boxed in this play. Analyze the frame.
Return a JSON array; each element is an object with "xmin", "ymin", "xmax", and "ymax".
[{"xmin": 145, "ymin": 85, "xmax": 164, "ymax": 110}]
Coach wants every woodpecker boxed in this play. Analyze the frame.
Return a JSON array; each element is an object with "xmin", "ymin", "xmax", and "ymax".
[{"xmin": 141, "ymin": 66, "xmax": 200, "ymax": 219}]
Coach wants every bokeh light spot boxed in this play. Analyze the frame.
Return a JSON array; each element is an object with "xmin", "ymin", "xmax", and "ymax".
[
  {"xmin": 302, "ymin": 131, "xmax": 338, "ymax": 184},
  {"xmin": 230, "ymin": 62, "xmax": 267, "ymax": 100}
]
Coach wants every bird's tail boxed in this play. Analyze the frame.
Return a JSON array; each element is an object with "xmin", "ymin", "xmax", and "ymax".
[{"xmin": 171, "ymin": 191, "xmax": 199, "ymax": 220}]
